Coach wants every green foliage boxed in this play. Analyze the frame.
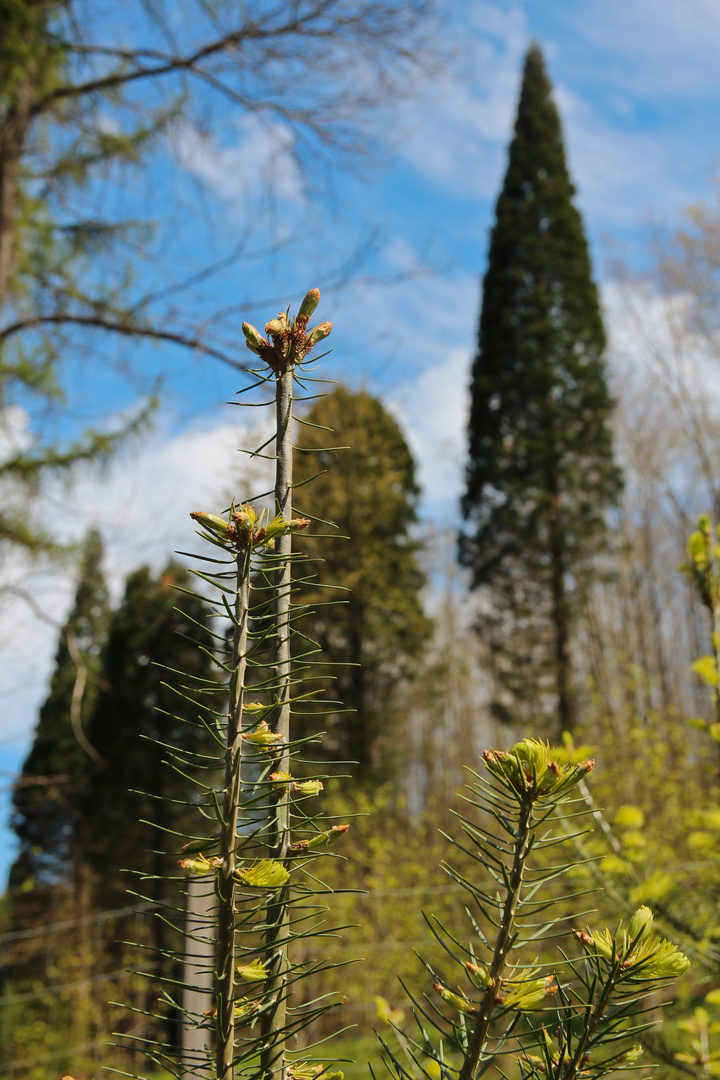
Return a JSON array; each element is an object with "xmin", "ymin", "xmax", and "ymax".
[
  {"xmin": 459, "ymin": 44, "xmax": 622, "ymax": 733},
  {"xmin": 4, "ymin": 551, "xmax": 221, "ymax": 1074},
  {"xmin": 681, "ymin": 515, "xmax": 720, "ymax": 729},
  {"xmin": 380, "ymin": 738, "xmax": 690, "ymax": 1080},
  {"xmin": 292, "ymin": 385, "xmax": 432, "ymax": 776},
  {"xmin": 79, "ymin": 560, "xmax": 219, "ymax": 912}
]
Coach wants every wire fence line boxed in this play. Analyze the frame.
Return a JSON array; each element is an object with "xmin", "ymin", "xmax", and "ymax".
[
  {"xmin": 0, "ymin": 1037, "xmax": 109, "ymax": 1073},
  {"xmin": 0, "ymin": 880, "xmax": 465, "ymax": 1072},
  {"xmin": 0, "ymin": 899, "xmax": 160, "ymax": 945},
  {"xmin": 0, "ymin": 881, "xmax": 460, "ymax": 946}
]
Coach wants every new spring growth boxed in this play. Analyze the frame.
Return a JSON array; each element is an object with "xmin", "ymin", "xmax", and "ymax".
[
  {"xmin": 178, "ymin": 852, "xmax": 222, "ymax": 875},
  {"xmin": 270, "ymin": 773, "xmax": 323, "ymax": 797},
  {"xmin": 243, "ymin": 720, "xmax": 284, "ymax": 750},
  {"xmin": 190, "ymin": 504, "xmax": 310, "ymax": 551},
  {"xmin": 465, "ymin": 960, "xmax": 493, "ymax": 989},
  {"xmin": 681, "ymin": 514, "xmax": 720, "ymax": 613},
  {"xmin": 498, "ymin": 973, "xmax": 558, "ymax": 1011},
  {"xmin": 290, "ymin": 823, "xmax": 349, "ymax": 854},
  {"xmin": 236, "ymin": 959, "xmax": 268, "ymax": 982},
  {"xmin": 242, "ymin": 287, "xmax": 333, "ymax": 372},
  {"xmin": 573, "ymin": 906, "xmax": 690, "ymax": 979},
  {"xmin": 234, "ymin": 860, "xmax": 289, "ymax": 889},
  {"xmin": 286, "ymin": 1066, "xmax": 344, "ymax": 1080},
  {"xmin": 483, "ymin": 737, "xmax": 594, "ymax": 800},
  {"xmin": 433, "ymin": 982, "xmax": 477, "ymax": 1017},
  {"xmin": 204, "ymin": 999, "xmax": 260, "ymax": 1023}
]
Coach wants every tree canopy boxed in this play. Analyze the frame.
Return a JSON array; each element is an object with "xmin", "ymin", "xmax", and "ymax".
[{"xmin": 292, "ymin": 385, "xmax": 432, "ymax": 776}]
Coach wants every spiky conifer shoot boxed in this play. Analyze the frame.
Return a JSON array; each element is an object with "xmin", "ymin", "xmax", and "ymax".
[
  {"xmin": 377, "ymin": 739, "xmax": 689, "ymax": 1080},
  {"xmin": 119, "ymin": 292, "xmax": 354, "ymax": 1080}
]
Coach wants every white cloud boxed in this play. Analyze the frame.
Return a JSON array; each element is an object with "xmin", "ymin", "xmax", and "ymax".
[
  {"xmin": 555, "ymin": 87, "xmax": 688, "ymax": 226},
  {"xmin": 175, "ymin": 114, "xmax": 305, "ymax": 206},
  {"xmin": 561, "ymin": 0, "xmax": 720, "ymax": 96},
  {"xmin": 394, "ymin": 4, "xmax": 527, "ymax": 202},
  {"xmin": 389, "ymin": 344, "xmax": 471, "ymax": 520},
  {"xmin": 385, "ymin": 0, "xmax": 712, "ymax": 230},
  {"xmin": 0, "ymin": 411, "xmax": 273, "ymax": 748}
]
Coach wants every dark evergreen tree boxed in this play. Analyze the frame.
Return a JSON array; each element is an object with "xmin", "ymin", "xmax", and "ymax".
[
  {"xmin": 8, "ymin": 529, "xmax": 109, "ymax": 901},
  {"xmin": 292, "ymin": 386, "xmax": 432, "ymax": 776},
  {"xmin": 80, "ymin": 562, "xmax": 217, "ymax": 912},
  {"xmin": 459, "ymin": 44, "xmax": 622, "ymax": 733},
  {"xmin": 6, "ymin": 557, "xmax": 217, "ymax": 1066}
]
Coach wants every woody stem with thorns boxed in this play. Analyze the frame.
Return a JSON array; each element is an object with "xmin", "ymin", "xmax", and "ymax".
[{"xmin": 216, "ymin": 546, "xmax": 251, "ymax": 1080}]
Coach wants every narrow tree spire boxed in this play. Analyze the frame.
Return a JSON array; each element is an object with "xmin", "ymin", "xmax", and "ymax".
[{"xmin": 460, "ymin": 43, "xmax": 622, "ymax": 734}]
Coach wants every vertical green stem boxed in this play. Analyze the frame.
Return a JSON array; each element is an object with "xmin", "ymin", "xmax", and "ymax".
[
  {"xmin": 216, "ymin": 549, "xmax": 251, "ymax": 1080},
  {"xmin": 561, "ymin": 958, "xmax": 626, "ymax": 1080},
  {"xmin": 457, "ymin": 798, "xmax": 534, "ymax": 1080},
  {"xmin": 261, "ymin": 361, "xmax": 294, "ymax": 1079}
]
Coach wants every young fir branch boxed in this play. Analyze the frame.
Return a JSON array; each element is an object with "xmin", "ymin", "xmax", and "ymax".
[
  {"xmin": 172, "ymin": 289, "xmax": 345, "ymax": 1080},
  {"xmin": 379, "ymin": 739, "xmax": 690, "ymax": 1080}
]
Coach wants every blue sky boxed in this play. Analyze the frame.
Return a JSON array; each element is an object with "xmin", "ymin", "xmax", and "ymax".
[{"xmin": 2, "ymin": 0, "xmax": 720, "ymax": 885}]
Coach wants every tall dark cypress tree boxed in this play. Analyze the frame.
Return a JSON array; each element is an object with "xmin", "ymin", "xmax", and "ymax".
[{"xmin": 459, "ymin": 44, "xmax": 622, "ymax": 733}]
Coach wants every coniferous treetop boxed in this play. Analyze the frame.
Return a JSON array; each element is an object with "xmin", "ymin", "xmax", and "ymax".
[
  {"xmin": 461, "ymin": 42, "xmax": 621, "ymax": 586},
  {"xmin": 459, "ymin": 43, "xmax": 622, "ymax": 731}
]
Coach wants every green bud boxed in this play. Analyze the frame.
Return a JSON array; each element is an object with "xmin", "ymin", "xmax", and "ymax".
[
  {"xmin": 292, "ymin": 780, "xmax": 324, "ymax": 796},
  {"xmin": 465, "ymin": 960, "xmax": 492, "ymax": 989},
  {"xmin": 483, "ymin": 740, "xmax": 594, "ymax": 800},
  {"xmin": 573, "ymin": 927, "xmax": 614, "ymax": 960},
  {"xmin": 298, "ymin": 288, "xmax": 321, "ymax": 321},
  {"xmin": 286, "ymin": 1064, "xmax": 324, "ymax": 1080},
  {"xmin": 625, "ymin": 935, "xmax": 691, "ymax": 979},
  {"xmin": 501, "ymin": 975, "xmax": 558, "ymax": 1012},
  {"xmin": 242, "ymin": 719, "xmax": 284, "ymax": 749},
  {"xmin": 265, "ymin": 318, "xmax": 286, "ymax": 337},
  {"xmin": 233, "ymin": 997, "xmax": 259, "ymax": 1022},
  {"xmin": 519, "ymin": 1054, "xmax": 546, "ymax": 1074},
  {"xmin": 307, "ymin": 321, "xmax": 333, "ymax": 346},
  {"xmin": 203, "ymin": 998, "xmax": 260, "ymax": 1022},
  {"xmin": 178, "ymin": 853, "xmax": 222, "ymax": 875},
  {"xmin": 628, "ymin": 905, "xmax": 654, "ymax": 941},
  {"xmin": 433, "ymin": 981, "xmax": 477, "ymax": 1016},
  {"xmin": 291, "ymin": 824, "xmax": 349, "ymax": 854},
  {"xmin": 190, "ymin": 511, "xmax": 231, "ymax": 538},
  {"xmin": 242, "ymin": 322, "xmax": 268, "ymax": 354},
  {"xmin": 270, "ymin": 770, "xmax": 293, "ymax": 795}
]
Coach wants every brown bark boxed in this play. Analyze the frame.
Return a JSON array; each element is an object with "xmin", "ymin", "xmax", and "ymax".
[{"xmin": 546, "ymin": 475, "xmax": 575, "ymax": 735}]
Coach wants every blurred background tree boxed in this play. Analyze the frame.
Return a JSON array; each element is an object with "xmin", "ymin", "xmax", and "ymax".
[
  {"xmin": 292, "ymin": 385, "xmax": 433, "ymax": 778},
  {"xmin": 459, "ymin": 43, "xmax": 622, "ymax": 735},
  {"xmin": 3, "ymin": 557, "xmax": 218, "ymax": 1072},
  {"xmin": 8, "ymin": 529, "xmax": 109, "ymax": 913}
]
